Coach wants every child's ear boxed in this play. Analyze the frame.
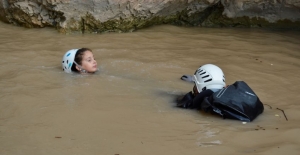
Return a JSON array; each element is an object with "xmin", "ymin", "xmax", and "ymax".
[{"xmin": 75, "ymin": 66, "xmax": 80, "ymax": 71}]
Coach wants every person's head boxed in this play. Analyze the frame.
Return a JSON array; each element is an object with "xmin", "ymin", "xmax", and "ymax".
[
  {"xmin": 193, "ymin": 64, "xmax": 225, "ymax": 93},
  {"xmin": 62, "ymin": 48, "xmax": 98, "ymax": 73}
]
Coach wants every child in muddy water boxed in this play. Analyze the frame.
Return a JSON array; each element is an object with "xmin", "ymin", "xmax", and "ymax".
[
  {"xmin": 62, "ymin": 48, "xmax": 98, "ymax": 74},
  {"xmin": 177, "ymin": 64, "xmax": 264, "ymax": 122}
]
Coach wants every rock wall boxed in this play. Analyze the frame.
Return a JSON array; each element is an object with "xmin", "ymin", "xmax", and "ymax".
[
  {"xmin": 219, "ymin": 0, "xmax": 300, "ymax": 28},
  {"xmin": 0, "ymin": 0, "xmax": 299, "ymax": 33}
]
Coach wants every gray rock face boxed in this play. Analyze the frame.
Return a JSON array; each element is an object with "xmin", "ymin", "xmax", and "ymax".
[
  {"xmin": 0, "ymin": 0, "xmax": 299, "ymax": 33},
  {"xmin": 222, "ymin": 0, "xmax": 300, "ymax": 22},
  {"xmin": 201, "ymin": 0, "xmax": 300, "ymax": 29}
]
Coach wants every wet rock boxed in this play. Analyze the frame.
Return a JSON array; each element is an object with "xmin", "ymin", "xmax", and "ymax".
[
  {"xmin": 0, "ymin": 0, "xmax": 299, "ymax": 33},
  {"xmin": 219, "ymin": 0, "xmax": 300, "ymax": 29}
]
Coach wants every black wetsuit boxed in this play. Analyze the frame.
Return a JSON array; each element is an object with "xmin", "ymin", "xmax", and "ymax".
[
  {"xmin": 178, "ymin": 74, "xmax": 216, "ymax": 109},
  {"xmin": 177, "ymin": 89, "xmax": 214, "ymax": 109},
  {"xmin": 178, "ymin": 78, "xmax": 264, "ymax": 121}
]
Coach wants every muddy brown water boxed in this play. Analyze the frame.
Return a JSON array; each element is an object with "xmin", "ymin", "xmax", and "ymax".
[{"xmin": 0, "ymin": 22, "xmax": 300, "ymax": 155}]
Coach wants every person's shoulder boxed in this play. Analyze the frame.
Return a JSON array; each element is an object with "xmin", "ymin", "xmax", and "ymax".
[{"xmin": 199, "ymin": 89, "xmax": 215, "ymax": 96}]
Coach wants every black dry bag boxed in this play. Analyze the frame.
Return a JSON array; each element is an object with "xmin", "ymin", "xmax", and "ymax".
[{"xmin": 201, "ymin": 81, "xmax": 264, "ymax": 122}]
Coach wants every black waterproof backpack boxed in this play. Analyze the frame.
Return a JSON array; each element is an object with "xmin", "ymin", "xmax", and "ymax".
[{"xmin": 201, "ymin": 81, "xmax": 264, "ymax": 122}]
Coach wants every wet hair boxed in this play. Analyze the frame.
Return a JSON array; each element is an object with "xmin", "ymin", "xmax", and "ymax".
[{"xmin": 71, "ymin": 48, "xmax": 92, "ymax": 72}]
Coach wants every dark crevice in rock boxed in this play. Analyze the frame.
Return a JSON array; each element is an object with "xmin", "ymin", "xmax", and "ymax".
[
  {"xmin": 172, "ymin": 1, "xmax": 223, "ymax": 27},
  {"xmin": 7, "ymin": 7, "xmax": 34, "ymax": 28},
  {"xmin": 81, "ymin": 17, "xmax": 85, "ymax": 34},
  {"xmin": 3, "ymin": 1, "xmax": 65, "ymax": 29}
]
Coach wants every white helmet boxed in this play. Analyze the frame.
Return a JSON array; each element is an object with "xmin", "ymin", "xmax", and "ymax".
[
  {"xmin": 62, "ymin": 49, "xmax": 78, "ymax": 73},
  {"xmin": 193, "ymin": 64, "xmax": 225, "ymax": 92}
]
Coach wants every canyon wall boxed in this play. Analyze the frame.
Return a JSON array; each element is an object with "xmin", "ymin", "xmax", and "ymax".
[{"xmin": 0, "ymin": 0, "xmax": 299, "ymax": 33}]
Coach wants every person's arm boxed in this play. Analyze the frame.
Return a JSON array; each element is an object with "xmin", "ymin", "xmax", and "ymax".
[
  {"xmin": 192, "ymin": 89, "xmax": 214, "ymax": 109},
  {"xmin": 177, "ymin": 89, "xmax": 214, "ymax": 109},
  {"xmin": 176, "ymin": 91, "xmax": 194, "ymax": 108}
]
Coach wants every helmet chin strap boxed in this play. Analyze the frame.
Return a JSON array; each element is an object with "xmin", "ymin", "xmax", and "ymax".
[{"xmin": 73, "ymin": 61, "xmax": 87, "ymax": 73}]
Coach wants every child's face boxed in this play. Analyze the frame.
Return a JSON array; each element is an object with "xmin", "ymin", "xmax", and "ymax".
[{"xmin": 81, "ymin": 50, "xmax": 98, "ymax": 73}]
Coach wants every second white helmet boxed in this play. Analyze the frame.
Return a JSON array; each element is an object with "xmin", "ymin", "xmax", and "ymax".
[
  {"xmin": 193, "ymin": 64, "xmax": 225, "ymax": 92},
  {"xmin": 62, "ymin": 49, "xmax": 78, "ymax": 73}
]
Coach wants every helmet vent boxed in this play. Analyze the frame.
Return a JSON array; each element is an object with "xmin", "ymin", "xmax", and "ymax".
[
  {"xmin": 202, "ymin": 75, "xmax": 209, "ymax": 78},
  {"xmin": 200, "ymin": 72, "xmax": 206, "ymax": 75},
  {"xmin": 195, "ymin": 69, "xmax": 203, "ymax": 74},
  {"xmin": 204, "ymin": 79, "xmax": 212, "ymax": 83},
  {"xmin": 67, "ymin": 60, "xmax": 69, "ymax": 64}
]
